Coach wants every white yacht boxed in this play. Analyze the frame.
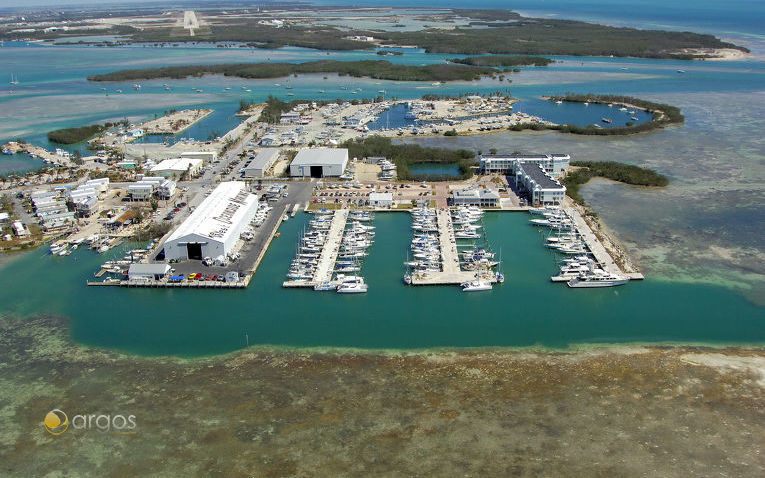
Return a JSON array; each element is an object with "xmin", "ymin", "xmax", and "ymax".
[
  {"xmin": 567, "ymin": 271, "xmax": 629, "ymax": 288},
  {"xmin": 49, "ymin": 241, "xmax": 66, "ymax": 254},
  {"xmin": 461, "ymin": 280, "xmax": 492, "ymax": 292}
]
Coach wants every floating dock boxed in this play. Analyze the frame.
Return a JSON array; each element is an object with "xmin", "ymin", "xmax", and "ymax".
[
  {"xmin": 283, "ymin": 208, "xmax": 349, "ymax": 288},
  {"xmin": 566, "ymin": 207, "xmax": 644, "ymax": 280},
  {"xmin": 410, "ymin": 209, "xmax": 498, "ymax": 286}
]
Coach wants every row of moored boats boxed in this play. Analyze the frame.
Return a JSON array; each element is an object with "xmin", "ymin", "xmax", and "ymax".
[
  {"xmin": 286, "ymin": 209, "xmax": 374, "ymax": 293},
  {"xmin": 530, "ymin": 206, "xmax": 629, "ymax": 288}
]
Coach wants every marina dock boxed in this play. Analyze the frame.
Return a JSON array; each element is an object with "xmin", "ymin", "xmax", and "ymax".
[
  {"xmin": 566, "ymin": 207, "xmax": 644, "ymax": 280},
  {"xmin": 283, "ymin": 208, "xmax": 349, "ymax": 288},
  {"xmin": 410, "ymin": 209, "xmax": 498, "ymax": 286}
]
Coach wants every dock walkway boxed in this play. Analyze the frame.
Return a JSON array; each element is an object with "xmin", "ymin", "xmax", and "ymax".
[
  {"xmin": 283, "ymin": 208, "xmax": 349, "ymax": 288},
  {"xmin": 566, "ymin": 207, "xmax": 644, "ymax": 280},
  {"xmin": 411, "ymin": 209, "xmax": 497, "ymax": 286}
]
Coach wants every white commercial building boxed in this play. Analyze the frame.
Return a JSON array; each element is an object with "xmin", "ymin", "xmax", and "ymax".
[
  {"xmin": 82, "ymin": 178, "xmax": 109, "ymax": 194},
  {"xmin": 242, "ymin": 149, "xmax": 280, "ymax": 178},
  {"xmin": 368, "ymin": 192, "xmax": 393, "ymax": 207},
  {"xmin": 150, "ymin": 157, "xmax": 203, "ymax": 178},
  {"xmin": 515, "ymin": 162, "xmax": 566, "ymax": 206},
  {"xmin": 127, "ymin": 263, "xmax": 171, "ymax": 281},
  {"xmin": 156, "ymin": 180, "xmax": 177, "ymax": 200},
  {"xmin": 163, "ymin": 182, "xmax": 260, "ymax": 261},
  {"xmin": 180, "ymin": 151, "xmax": 216, "ymax": 164},
  {"xmin": 74, "ymin": 196, "xmax": 99, "ymax": 217},
  {"xmin": 12, "ymin": 221, "xmax": 29, "ymax": 236},
  {"xmin": 479, "ymin": 153, "xmax": 570, "ymax": 177},
  {"xmin": 451, "ymin": 187, "xmax": 501, "ymax": 208},
  {"xmin": 290, "ymin": 148, "xmax": 348, "ymax": 178},
  {"xmin": 280, "ymin": 111, "xmax": 302, "ymax": 124},
  {"xmin": 127, "ymin": 182, "xmax": 155, "ymax": 201}
]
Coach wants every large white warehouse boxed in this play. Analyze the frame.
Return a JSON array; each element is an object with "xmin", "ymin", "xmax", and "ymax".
[
  {"xmin": 163, "ymin": 182, "xmax": 259, "ymax": 261},
  {"xmin": 290, "ymin": 148, "xmax": 348, "ymax": 178}
]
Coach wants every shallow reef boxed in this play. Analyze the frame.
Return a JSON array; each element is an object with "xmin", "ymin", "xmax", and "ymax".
[{"xmin": 0, "ymin": 316, "xmax": 763, "ymax": 477}]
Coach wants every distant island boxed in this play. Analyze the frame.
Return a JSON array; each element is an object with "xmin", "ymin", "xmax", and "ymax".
[
  {"xmin": 87, "ymin": 60, "xmax": 499, "ymax": 83},
  {"xmin": 449, "ymin": 55, "xmax": 553, "ymax": 67},
  {"xmin": 2, "ymin": 7, "xmax": 747, "ymax": 60},
  {"xmin": 563, "ymin": 161, "xmax": 669, "ymax": 205},
  {"xmin": 377, "ymin": 19, "xmax": 747, "ymax": 59}
]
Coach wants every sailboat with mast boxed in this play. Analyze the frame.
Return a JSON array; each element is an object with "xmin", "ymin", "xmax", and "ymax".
[{"xmin": 9, "ymin": 73, "xmax": 19, "ymax": 85}]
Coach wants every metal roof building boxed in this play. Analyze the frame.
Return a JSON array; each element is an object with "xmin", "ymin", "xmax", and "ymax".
[
  {"xmin": 479, "ymin": 153, "xmax": 570, "ymax": 177},
  {"xmin": 451, "ymin": 187, "xmax": 501, "ymax": 207},
  {"xmin": 515, "ymin": 163, "xmax": 566, "ymax": 206},
  {"xmin": 368, "ymin": 192, "xmax": 393, "ymax": 207},
  {"xmin": 163, "ymin": 182, "xmax": 260, "ymax": 261},
  {"xmin": 150, "ymin": 157, "xmax": 203, "ymax": 178},
  {"xmin": 242, "ymin": 149, "xmax": 280, "ymax": 178},
  {"xmin": 290, "ymin": 148, "xmax": 348, "ymax": 178},
  {"xmin": 128, "ymin": 263, "xmax": 171, "ymax": 281}
]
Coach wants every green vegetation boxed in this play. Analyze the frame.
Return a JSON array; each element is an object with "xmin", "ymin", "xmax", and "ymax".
[
  {"xmin": 0, "ymin": 24, "xmax": 135, "ymax": 41},
  {"xmin": 563, "ymin": 161, "xmax": 669, "ymax": 204},
  {"xmin": 88, "ymin": 60, "xmax": 497, "ymax": 83},
  {"xmin": 47, "ymin": 123, "xmax": 115, "ymax": 144},
  {"xmin": 375, "ymin": 19, "xmax": 747, "ymax": 58},
  {"xmin": 129, "ymin": 23, "xmax": 371, "ymax": 51},
  {"xmin": 343, "ymin": 136, "xmax": 475, "ymax": 182},
  {"xmin": 258, "ymin": 96, "xmax": 305, "ymax": 124},
  {"xmin": 450, "ymin": 55, "xmax": 553, "ymax": 67}
]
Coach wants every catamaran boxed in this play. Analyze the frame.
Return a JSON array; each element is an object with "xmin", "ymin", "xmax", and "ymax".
[
  {"xmin": 461, "ymin": 279, "xmax": 492, "ymax": 292},
  {"xmin": 337, "ymin": 278, "xmax": 368, "ymax": 293}
]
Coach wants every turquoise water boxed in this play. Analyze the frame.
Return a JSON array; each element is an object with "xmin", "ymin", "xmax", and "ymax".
[
  {"xmin": 0, "ymin": 212, "xmax": 761, "ymax": 356},
  {"xmin": 409, "ymin": 163, "xmax": 461, "ymax": 177},
  {"xmin": 0, "ymin": 3, "xmax": 762, "ymax": 354},
  {"xmin": 514, "ymin": 99, "xmax": 653, "ymax": 127},
  {"xmin": 0, "ymin": 151, "xmax": 46, "ymax": 175}
]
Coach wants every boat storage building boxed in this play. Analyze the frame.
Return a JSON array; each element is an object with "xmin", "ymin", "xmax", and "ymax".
[
  {"xmin": 290, "ymin": 148, "xmax": 348, "ymax": 178},
  {"xmin": 163, "ymin": 182, "xmax": 260, "ymax": 261},
  {"xmin": 242, "ymin": 148, "xmax": 280, "ymax": 178}
]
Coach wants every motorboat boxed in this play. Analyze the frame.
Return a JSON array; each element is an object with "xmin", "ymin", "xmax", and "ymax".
[{"xmin": 567, "ymin": 270, "xmax": 629, "ymax": 288}]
